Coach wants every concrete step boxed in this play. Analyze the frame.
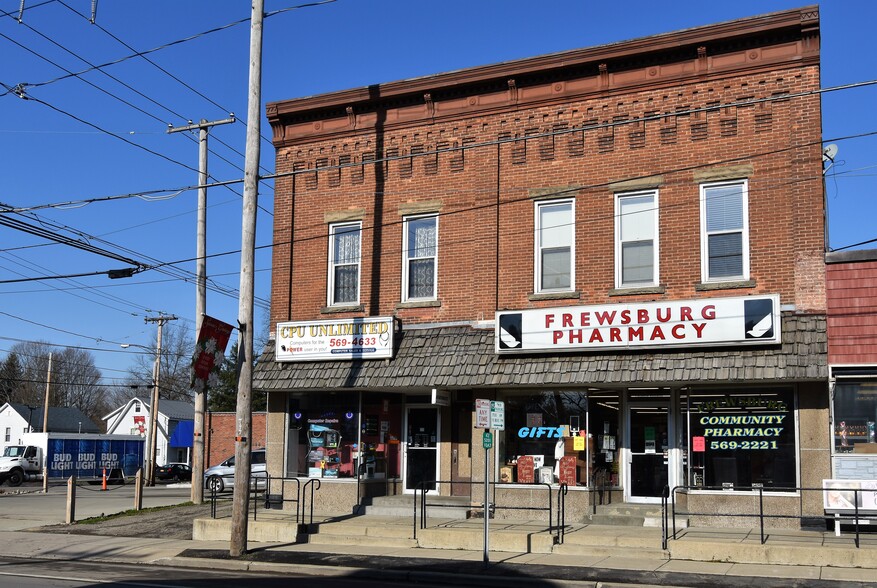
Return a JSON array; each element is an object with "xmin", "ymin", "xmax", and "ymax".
[
  {"xmin": 307, "ymin": 533, "xmax": 417, "ymax": 548},
  {"xmin": 362, "ymin": 494, "xmax": 471, "ymax": 518}
]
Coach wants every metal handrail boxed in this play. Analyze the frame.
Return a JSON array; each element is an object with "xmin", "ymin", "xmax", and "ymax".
[
  {"xmin": 264, "ymin": 476, "xmax": 302, "ymax": 523},
  {"xmin": 301, "ymin": 478, "xmax": 322, "ymax": 526},
  {"xmin": 666, "ymin": 484, "xmax": 874, "ymax": 548},
  {"xmin": 412, "ymin": 479, "xmax": 564, "ymax": 543}
]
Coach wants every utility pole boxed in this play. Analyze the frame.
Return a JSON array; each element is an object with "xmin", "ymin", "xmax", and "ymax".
[
  {"xmin": 42, "ymin": 353, "xmax": 52, "ymax": 433},
  {"xmin": 167, "ymin": 115, "xmax": 235, "ymax": 505},
  {"xmin": 230, "ymin": 0, "xmax": 263, "ymax": 558},
  {"xmin": 144, "ymin": 314, "xmax": 178, "ymax": 486}
]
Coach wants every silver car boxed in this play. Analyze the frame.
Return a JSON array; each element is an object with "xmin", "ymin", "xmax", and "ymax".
[{"xmin": 204, "ymin": 449, "xmax": 267, "ymax": 492}]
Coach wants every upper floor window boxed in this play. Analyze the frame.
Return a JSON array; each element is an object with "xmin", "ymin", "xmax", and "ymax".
[
  {"xmin": 700, "ymin": 180, "xmax": 749, "ymax": 282},
  {"xmin": 535, "ymin": 200, "xmax": 574, "ymax": 292},
  {"xmin": 615, "ymin": 191, "xmax": 658, "ymax": 288},
  {"xmin": 403, "ymin": 215, "xmax": 438, "ymax": 301},
  {"xmin": 134, "ymin": 401, "xmax": 141, "ymax": 413},
  {"xmin": 328, "ymin": 222, "xmax": 362, "ymax": 305}
]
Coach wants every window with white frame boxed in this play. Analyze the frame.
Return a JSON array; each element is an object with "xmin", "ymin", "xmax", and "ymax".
[
  {"xmin": 403, "ymin": 215, "xmax": 438, "ymax": 301},
  {"xmin": 535, "ymin": 200, "xmax": 574, "ymax": 292},
  {"xmin": 701, "ymin": 180, "xmax": 749, "ymax": 281},
  {"xmin": 615, "ymin": 191, "xmax": 658, "ymax": 287},
  {"xmin": 328, "ymin": 222, "xmax": 362, "ymax": 305},
  {"xmin": 4, "ymin": 428, "xmax": 9, "ymax": 442}
]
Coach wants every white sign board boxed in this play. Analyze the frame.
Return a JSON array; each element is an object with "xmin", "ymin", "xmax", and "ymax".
[
  {"xmin": 276, "ymin": 317, "xmax": 394, "ymax": 362},
  {"xmin": 431, "ymin": 388, "xmax": 451, "ymax": 407},
  {"xmin": 490, "ymin": 401, "xmax": 505, "ymax": 431},
  {"xmin": 496, "ymin": 294, "xmax": 780, "ymax": 354},
  {"xmin": 823, "ymin": 479, "xmax": 877, "ymax": 511},
  {"xmin": 475, "ymin": 399, "xmax": 491, "ymax": 429}
]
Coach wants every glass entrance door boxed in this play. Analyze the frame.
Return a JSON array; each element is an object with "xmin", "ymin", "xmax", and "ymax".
[
  {"xmin": 627, "ymin": 402, "xmax": 670, "ymax": 502},
  {"xmin": 404, "ymin": 407, "xmax": 439, "ymax": 493}
]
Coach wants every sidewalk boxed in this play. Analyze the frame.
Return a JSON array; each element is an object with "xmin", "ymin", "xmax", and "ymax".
[{"xmin": 3, "ymin": 514, "xmax": 876, "ymax": 588}]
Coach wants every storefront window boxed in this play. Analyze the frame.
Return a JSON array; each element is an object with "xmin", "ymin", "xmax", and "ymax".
[
  {"xmin": 360, "ymin": 393, "xmax": 404, "ymax": 478},
  {"xmin": 686, "ymin": 388, "xmax": 796, "ymax": 490},
  {"xmin": 288, "ymin": 393, "xmax": 359, "ymax": 478},
  {"xmin": 833, "ymin": 381, "xmax": 877, "ymax": 454},
  {"xmin": 499, "ymin": 390, "xmax": 591, "ymax": 486},
  {"xmin": 588, "ymin": 390, "xmax": 621, "ymax": 487}
]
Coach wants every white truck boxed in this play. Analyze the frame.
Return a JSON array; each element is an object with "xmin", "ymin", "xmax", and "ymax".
[{"xmin": 0, "ymin": 432, "xmax": 145, "ymax": 487}]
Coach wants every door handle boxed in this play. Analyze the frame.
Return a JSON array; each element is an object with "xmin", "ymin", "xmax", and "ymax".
[{"xmin": 452, "ymin": 448, "xmax": 458, "ymax": 464}]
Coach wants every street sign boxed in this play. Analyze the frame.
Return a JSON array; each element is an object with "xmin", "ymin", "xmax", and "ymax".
[
  {"xmin": 483, "ymin": 431, "xmax": 493, "ymax": 449},
  {"xmin": 490, "ymin": 401, "xmax": 505, "ymax": 431},
  {"xmin": 475, "ymin": 399, "xmax": 490, "ymax": 429}
]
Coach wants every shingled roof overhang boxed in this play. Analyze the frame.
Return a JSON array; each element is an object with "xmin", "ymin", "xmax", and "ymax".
[{"xmin": 254, "ymin": 313, "xmax": 826, "ymax": 393}]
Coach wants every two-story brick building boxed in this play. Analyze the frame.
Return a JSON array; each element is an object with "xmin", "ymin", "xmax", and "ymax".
[{"xmin": 255, "ymin": 6, "xmax": 829, "ymax": 525}]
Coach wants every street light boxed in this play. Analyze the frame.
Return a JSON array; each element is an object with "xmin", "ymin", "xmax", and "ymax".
[
  {"xmin": 25, "ymin": 405, "xmax": 37, "ymax": 433},
  {"xmin": 121, "ymin": 341, "xmax": 162, "ymax": 487}
]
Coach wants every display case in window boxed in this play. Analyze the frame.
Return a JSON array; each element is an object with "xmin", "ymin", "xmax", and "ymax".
[{"xmin": 306, "ymin": 424, "xmax": 341, "ymax": 478}]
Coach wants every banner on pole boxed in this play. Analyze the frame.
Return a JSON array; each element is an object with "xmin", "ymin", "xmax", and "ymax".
[{"xmin": 191, "ymin": 315, "xmax": 235, "ymax": 391}]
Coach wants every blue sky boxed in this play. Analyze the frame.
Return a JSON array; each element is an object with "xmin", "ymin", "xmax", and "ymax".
[{"xmin": 0, "ymin": 1, "xmax": 874, "ymax": 384}]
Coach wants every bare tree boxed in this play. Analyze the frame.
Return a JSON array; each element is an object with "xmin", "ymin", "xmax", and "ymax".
[
  {"xmin": 126, "ymin": 322, "xmax": 195, "ymax": 403},
  {"xmin": 5, "ymin": 341, "xmax": 107, "ymax": 426}
]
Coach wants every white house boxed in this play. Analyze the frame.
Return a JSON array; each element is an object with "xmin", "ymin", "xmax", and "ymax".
[
  {"xmin": 103, "ymin": 397, "xmax": 195, "ymax": 466},
  {"xmin": 0, "ymin": 402, "xmax": 100, "ymax": 452}
]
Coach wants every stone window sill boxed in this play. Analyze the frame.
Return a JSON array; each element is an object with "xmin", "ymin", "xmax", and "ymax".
[
  {"xmin": 321, "ymin": 304, "xmax": 365, "ymax": 314},
  {"xmin": 695, "ymin": 279, "xmax": 756, "ymax": 291},
  {"xmin": 528, "ymin": 290, "xmax": 582, "ymax": 302},
  {"xmin": 608, "ymin": 286, "xmax": 666, "ymax": 297},
  {"xmin": 396, "ymin": 300, "xmax": 441, "ymax": 309}
]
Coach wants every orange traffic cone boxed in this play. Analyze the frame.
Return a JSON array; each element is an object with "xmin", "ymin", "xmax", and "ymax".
[{"xmin": 102, "ymin": 468, "xmax": 107, "ymax": 491}]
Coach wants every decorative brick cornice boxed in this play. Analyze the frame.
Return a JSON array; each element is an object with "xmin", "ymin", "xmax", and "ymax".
[{"xmin": 267, "ymin": 7, "xmax": 819, "ymax": 146}]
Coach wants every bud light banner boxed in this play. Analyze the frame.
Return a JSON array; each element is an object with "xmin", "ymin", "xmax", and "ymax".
[
  {"xmin": 47, "ymin": 437, "xmax": 144, "ymax": 479},
  {"xmin": 496, "ymin": 294, "xmax": 780, "ymax": 354}
]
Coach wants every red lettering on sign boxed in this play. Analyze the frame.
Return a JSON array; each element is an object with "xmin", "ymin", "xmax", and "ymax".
[
  {"xmin": 672, "ymin": 324, "xmax": 685, "ymax": 339},
  {"xmin": 545, "ymin": 314, "xmax": 555, "ymax": 328},
  {"xmin": 629, "ymin": 326, "xmax": 644, "ymax": 341},
  {"xmin": 680, "ymin": 306, "xmax": 693, "ymax": 321},
  {"xmin": 657, "ymin": 308, "xmax": 671, "ymax": 323},
  {"xmin": 620, "ymin": 309, "xmax": 631, "ymax": 324},
  {"xmin": 650, "ymin": 326, "xmax": 665, "ymax": 341},
  {"xmin": 638, "ymin": 309, "xmax": 649, "ymax": 324},
  {"xmin": 610, "ymin": 327, "xmax": 622, "ymax": 342},
  {"xmin": 692, "ymin": 323, "xmax": 707, "ymax": 338},
  {"xmin": 595, "ymin": 310, "xmax": 616, "ymax": 325},
  {"xmin": 589, "ymin": 329, "xmax": 603, "ymax": 343},
  {"xmin": 580, "ymin": 312, "xmax": 591, "ymax": 326},
  {"xmin": 562, "ymin": 313, "xmax": 573, "ymax": 328},
  {"xmin": 702, "ymin": 305, "xmax": 716, "ymax": 320},
  {"xmin": 569, "ymin": 330, "xmax": 583, "ymax": 344},
  {"xmin": 553, "ymin": 331, "xmax": 563, "ymax": 344}
]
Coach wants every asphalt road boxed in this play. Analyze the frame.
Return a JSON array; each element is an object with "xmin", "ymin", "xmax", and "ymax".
[{"xmin": 0, "ymin": 557, "xmax": 467, "ymax": 587}]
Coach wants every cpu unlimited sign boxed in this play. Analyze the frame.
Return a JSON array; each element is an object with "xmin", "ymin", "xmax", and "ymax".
[
  {"xmin": 276, "ymin": 317, "xmax": 395, "ymax": 362},
  {"xmin": 496, "ymin": 294, "xmax": 780, "ymax": 354}
]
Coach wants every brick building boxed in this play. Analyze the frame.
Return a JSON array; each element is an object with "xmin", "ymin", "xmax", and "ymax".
[
  {"xmin": 826, "ymin": 249, "xmax": 877, "ymax": 482},
  {"xmin": 205, "ymin": 411, "xmax": 267, "ymax": 468},
  {"xmin": 255, "ymin": 7, "xmax": 829, "ymax": 524}
]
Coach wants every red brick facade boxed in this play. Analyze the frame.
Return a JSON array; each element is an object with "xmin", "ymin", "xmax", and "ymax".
[
  {"xmin": 267, "ymin": 8, "xmax": 824, "ymax": 328},
  {"xmin": 205, "ymin": 411, "xmax": 267, "ymax": 468}
]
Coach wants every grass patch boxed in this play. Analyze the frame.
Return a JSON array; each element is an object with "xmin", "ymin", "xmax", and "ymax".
[{"xmin": 77, "ymin": 501, "xmax": 196, "ymax": 524}]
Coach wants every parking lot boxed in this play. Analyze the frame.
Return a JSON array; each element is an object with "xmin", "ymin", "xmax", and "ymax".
[{"xmin": 0, "ymin": 481, "xmax": 193, "ymax": 531}]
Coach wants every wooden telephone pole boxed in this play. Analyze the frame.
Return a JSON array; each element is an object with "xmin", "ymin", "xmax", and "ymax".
[
  {"xmin": 167, "ymin": 116, "xmax": 235, "ymax": 505},
  {"xmin": 230, "ymin": 0, "xmax": 264, "ymax": 558},
  {"xmin": 144, "ymin": 314, "xmax": 177, "ymax": 486}
]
